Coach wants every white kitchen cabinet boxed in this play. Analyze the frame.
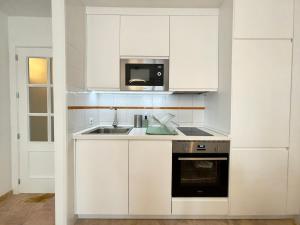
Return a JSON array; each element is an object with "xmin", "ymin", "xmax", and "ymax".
[
  {"xmin": 75, "ymin": 140, "xmax": 128, "ymax": 215},
  {"xmin": 230, "ymin": 149, "xmax": 288, "ymax": 215},
  {"xmin": 129, "ymin": 140, "xmax": 172, "ymax": 215},
  {"xmin": 86, "ymin": 15, "xmax": 120, "ymax": 90},
  {"xmin": 233, "ymin": 0, "xmax": 294, "ymax": 38},
  {"xmin": 172, "ymin": 198, "xmax": 228, "ymax": 215},
  {"xmin": 231, "ymin": 40, "xmax": 292, "ymax": 148},
  {"xmin": 169, "ymin": 16, "xmax": 218, "ymax": 91},
  {"xmin": 120, "ymin": 16, "xmax": 169, "ymax": 57}
]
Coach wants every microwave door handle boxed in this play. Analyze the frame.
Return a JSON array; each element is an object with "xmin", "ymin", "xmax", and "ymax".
[
  {"xmin": 129, "ymin": 79, "xmax": 146, "ymax": 84},
  {"xmin": 178, "ymin": 157, "xmax": 228, "ymax": 161}
]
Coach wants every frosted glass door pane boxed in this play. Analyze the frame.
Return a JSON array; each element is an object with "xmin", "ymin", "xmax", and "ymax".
[
  {"xmin": 30, "ymin": 116, "xmax": 48, "ymax": 141},
  {"xmin": 28, "ymin": 58, "xmax": 48, "ymax": 84},
  {"xmin": 50, "ymin": 87, "xmax": 54, "ymax": 113},
  {"xmin": 29, "ymin": 87, "xmax": 47, "ymax": 113},
  {"xmin": 51, "ymin": 116, "xmax": 54, "ymax": 142}
]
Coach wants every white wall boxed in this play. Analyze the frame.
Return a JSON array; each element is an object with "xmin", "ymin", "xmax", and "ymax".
[
  {"xmin": 65, "ymin": 0, "xmax": 86, "ymax": 224},
  {"xmin": 0, "ymin": 11, "xmax": 12, "ymax": 197},
  {"xmin": 8, "ymin": 17, "xmax": 52, "ymax": 47},
  {"xmin": 66, "ymin": 0, "xmax": 86, "ymax": 91},
  {"xmin": 68, "ymin": 93, "xmax": 205, "ymax": 132},
  {"xmin": 8, "ymin": 16, "xmax": 52, "ymax": 192},
  {"xmin": 203, "ymin": 0, "xmax": 233, "ymax": 134},
  {"xmin": 287, "ymin": 0, "xmax": 300, "ymax": 215}
]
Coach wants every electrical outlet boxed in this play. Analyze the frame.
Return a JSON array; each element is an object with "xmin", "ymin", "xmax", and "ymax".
[{"xmin": 89, "ymin": 117, "xmax": 94, "ymax": 125}]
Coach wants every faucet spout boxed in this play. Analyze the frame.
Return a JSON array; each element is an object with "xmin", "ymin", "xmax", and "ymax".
[{"xmin": 112, "ymin": 108, "xmax": 118, "ymax": 128}]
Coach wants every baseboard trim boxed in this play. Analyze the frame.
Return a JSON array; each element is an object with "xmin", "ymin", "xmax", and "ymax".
[
  {"xmin": 0, "ymin": 190, "xmax": 13, "ymax": 202},
  {"xmin": 77, "ymin": 214, "xmax": 293, "ymax": 220}
]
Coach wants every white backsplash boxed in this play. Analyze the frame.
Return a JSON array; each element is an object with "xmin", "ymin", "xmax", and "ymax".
[{"xmin": 68, "ymin": 92, "xmax": 205, "ymax": 132}]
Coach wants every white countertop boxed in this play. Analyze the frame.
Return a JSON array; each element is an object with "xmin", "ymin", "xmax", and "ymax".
[{"xmin": 73, "ymin": 126, "xmax": 230, "ymax": 141}]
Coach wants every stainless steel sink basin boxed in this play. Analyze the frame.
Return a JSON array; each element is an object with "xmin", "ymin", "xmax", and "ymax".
[{"xmin": 84, "ymin": 127, "xmax": 133, "ymax": 135}]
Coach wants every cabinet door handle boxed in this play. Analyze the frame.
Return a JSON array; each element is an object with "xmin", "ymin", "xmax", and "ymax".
[{"xmin": 178, "ymin": 157, "xmax": 228, "ymax": 161}]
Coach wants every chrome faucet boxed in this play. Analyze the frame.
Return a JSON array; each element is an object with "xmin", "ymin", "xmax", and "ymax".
[{"xmin": 112, "ymin": 108, "xmax": 118, "ymax": 128}]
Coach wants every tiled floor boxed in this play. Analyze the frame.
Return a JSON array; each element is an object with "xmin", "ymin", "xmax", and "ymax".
[
  {"xmin": 0, "ymin": 193, "xmax": 55, "ymax": 225},
  {"xmin": 0, "ymin": 194, "xmax": 296, "ymax": 225}
]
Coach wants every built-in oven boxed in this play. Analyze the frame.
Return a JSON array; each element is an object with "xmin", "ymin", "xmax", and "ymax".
[
  {"xmin": 120, "ymin": 58, "xmax": 169, "ymax": 91},
  {"xmin": 172, "ymin": 141, "xmax": 230, "ymax": 197}
]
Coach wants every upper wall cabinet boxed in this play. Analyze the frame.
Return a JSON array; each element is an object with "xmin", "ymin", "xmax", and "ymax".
[
  {"xmin": 231, "ymin": 40, "xmax": 292, "ymax": 148},
  {"xmin": 169, "ymin": 16, "xmax": 218, "ymax": 91},
  {"xmin": 233, "ymin": 0, "xmax": 294, "ymax": 38},
  {"xmin": 86, "ymin": 15, "xmax": 120, "ymax": 90},
  {"xmin": 120, "ymin": 16, "xmax": 169, "ymax": 57}
]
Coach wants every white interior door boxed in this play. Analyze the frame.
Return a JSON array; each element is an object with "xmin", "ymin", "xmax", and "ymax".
[{"xmin": 17, "ymin": 48, "xmax": 54, "ymax": 193}]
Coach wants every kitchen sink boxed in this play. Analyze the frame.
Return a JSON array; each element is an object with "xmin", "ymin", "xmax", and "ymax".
[{"xmin": 84, "ymin": 127, "xmax": 133, "ymax": 135}]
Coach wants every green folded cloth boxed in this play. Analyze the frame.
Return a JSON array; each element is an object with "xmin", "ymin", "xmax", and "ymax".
[{"xmin": 146, "ymin": 126, "xmax": 178, "ymax": 135}]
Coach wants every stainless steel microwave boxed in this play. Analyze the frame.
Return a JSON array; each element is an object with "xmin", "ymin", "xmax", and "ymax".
[{"xmin": 120, "ymin": 58, "xmax": 169, "ymax": 91}]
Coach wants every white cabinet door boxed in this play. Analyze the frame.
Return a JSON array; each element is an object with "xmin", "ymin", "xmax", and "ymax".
[
  {"xmin": 120, "ymin": 16, "xmax": 169, "ymax": 56},
  {"xmin": 129, "ymin": 140, "xmax": 172, "ymax": 215},
  {"xmin": 75, "ymin": 140, "xmax": 128, "ymax": 215},
  {"xmin": 230, "ymin": 149, "xmax": 288, "ymax": 215},
  {"xmin": 231, "ymin": 40, "xmax": 292, "ymax": 148},
  {"xmin": 172, "ymin": 198, "xmax": 228, "ymax": 215},
  {"xmin": 170, "ymin": 16, "xmax": 218, "ymax": 91},
  {"xmin": 86, "ymin": 15, "xmax": 120, "ymax": 90},
  {"xmin": 233, "ymin": 0, "xmax": 294, "ymax": 38}
]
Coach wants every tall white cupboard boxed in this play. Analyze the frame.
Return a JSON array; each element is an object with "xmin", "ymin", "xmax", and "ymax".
[{"xmin": 229, "ymin": 0, "xmax": 294, "ymax": 216}]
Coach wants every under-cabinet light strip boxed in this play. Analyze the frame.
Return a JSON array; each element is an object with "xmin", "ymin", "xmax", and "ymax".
[{"xmin": 68, "ymin": 106, "xmax": 205, "ymax": 110}]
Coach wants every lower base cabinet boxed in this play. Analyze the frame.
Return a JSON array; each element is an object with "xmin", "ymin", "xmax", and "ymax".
[
  {"xmin": 230, "ymin": 149, "xmax": 288, "ymax": 215},
  {"xmin": 172, "ymin": 198, "xmax": 228, "ymax": 215},
  {"xmin": 75, "ymin": 139, "xmax": 172, "ymax": 216},
  {"xmin": 75, "ymin": 140, "xmax": 290, "ymax": 216},
  {"xmin": 129, "ymin": 140, "xmax": 172, "ymax": 215},
  {"xmin": 75, "ymin": 140, "xmax": 129, "ymax": 215}
]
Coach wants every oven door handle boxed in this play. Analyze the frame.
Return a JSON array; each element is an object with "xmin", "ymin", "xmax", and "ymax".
[
  {"xmin": 178, "ymin": 157, "xmax": 228, "ymax": 161},
  {"xmin": 129, "ymin": 79, "xmax": 146, "ymax": 83}
]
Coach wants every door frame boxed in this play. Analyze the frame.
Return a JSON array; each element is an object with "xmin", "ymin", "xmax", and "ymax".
[{"xmin": 9, "ymin": 46, "xmax": 52, "ymax": 194}]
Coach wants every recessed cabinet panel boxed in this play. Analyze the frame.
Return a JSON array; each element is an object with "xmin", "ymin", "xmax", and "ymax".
[
  {"xmin": 170, "ymin": 16, "xmax": 218, "ymax": 91},
  {"xmin": 120, "ymin": 16, "xmax": 169, "ymax": 56},
  {"xmin": 233, "ymin": 0, "xmax": 294, "ymax": 38},
  {"xmin": 129, "ymin": 140, "xmax": 172, "ymax": 215},
  {"xmin": 86, "ymin": 15, "xmax": 120, "ymax": 90},
  {"xmin": 231, "ymin": 40, "xmax": 292, "ymax": 148},
  {"xmin": 230, "ymin": 149, "xmax": 288, "ymax": 215},
  {"xmin": 75, "ymin": 140, "xmax": 128, "ymax": 215}
]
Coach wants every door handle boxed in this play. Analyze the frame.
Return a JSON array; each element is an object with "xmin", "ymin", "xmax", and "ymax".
[{"xmin": 178, "ymin": 157, "xmax": 228, "ymax": 161}]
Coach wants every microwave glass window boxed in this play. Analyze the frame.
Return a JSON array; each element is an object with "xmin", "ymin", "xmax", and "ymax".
[
  {"xmin": 125, "ymin": 63, "xmax": 165, "ymax": 87},
  {"xmin": 130, "ymin": 68, "xmax": 150, "ymax": 82}
]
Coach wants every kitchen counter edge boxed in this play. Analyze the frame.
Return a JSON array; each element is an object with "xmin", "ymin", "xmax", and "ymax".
[{"xmin": 73, "ymin": 126, "xmax": 231, "ymax": 141}]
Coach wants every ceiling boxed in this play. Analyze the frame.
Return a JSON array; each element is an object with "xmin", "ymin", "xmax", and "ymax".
[
  {"xmin": 82, "ymin": 0, "xmax": 224, "ymax": 8},
  {"xmin": 0, "ymin": 0, "xmax": 223, "ymax": 17},
  {"xmin": 0, "ymin": 0, "xmax": 51, "ymax": 17}
]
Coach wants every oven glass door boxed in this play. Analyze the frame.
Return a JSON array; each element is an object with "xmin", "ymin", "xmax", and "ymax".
[
  {"xmin": 125, "ymin": 64, "xmax": 164, "ymax": 86},
  {"xmin": 172, "ymin": 153, "xmax": 229, "ymax": 197}
]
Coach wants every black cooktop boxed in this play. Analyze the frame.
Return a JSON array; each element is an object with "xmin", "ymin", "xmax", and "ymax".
[{"xmin": 177, "ymin": 127, "xmax": 213, "ymax": 136}]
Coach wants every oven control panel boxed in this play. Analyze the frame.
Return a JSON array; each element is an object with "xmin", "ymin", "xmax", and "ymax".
[{"xmin": 172, "ymin": 141, "xmax": 230, "ymax": 154}]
